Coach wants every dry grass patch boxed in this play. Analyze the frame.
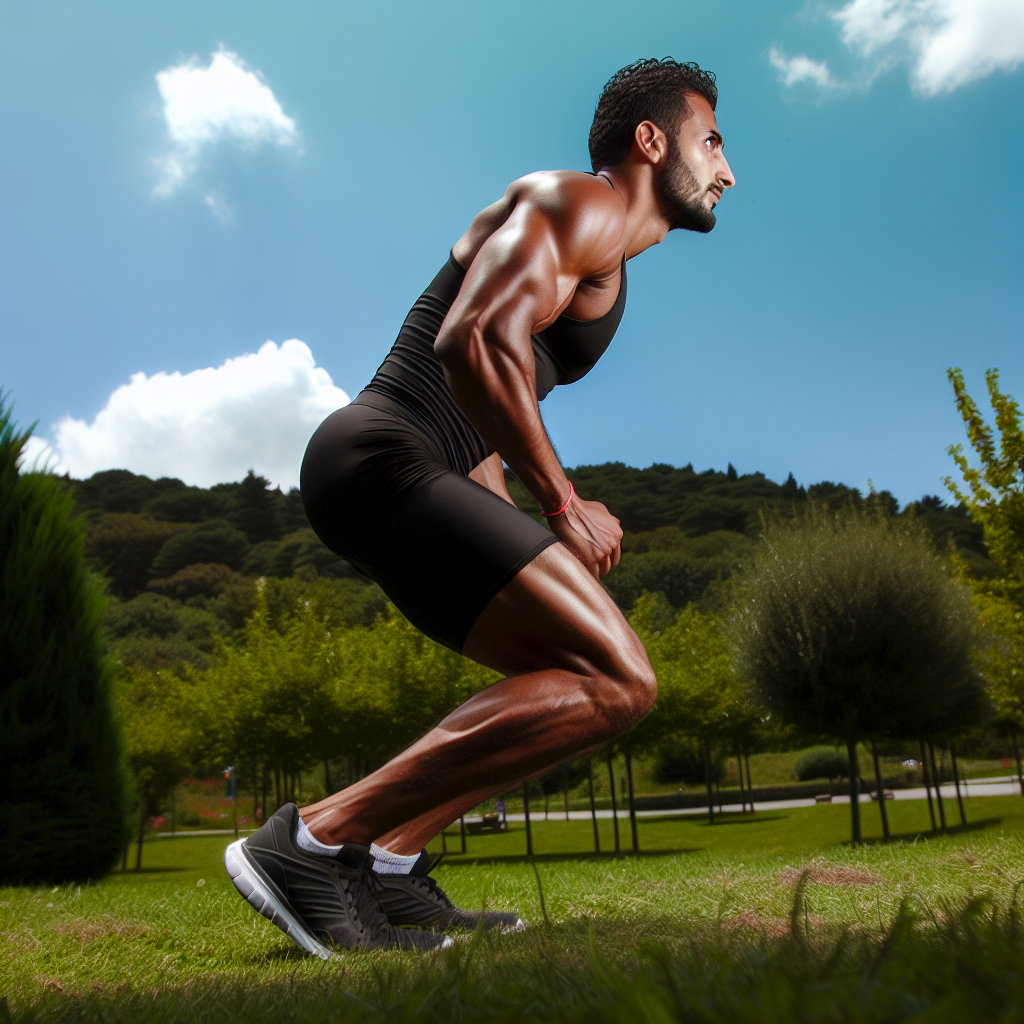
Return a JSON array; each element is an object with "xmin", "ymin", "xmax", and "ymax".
[
  {"xmin": 723, "ymin": 909, "xmax": 825, "ymax": 938},
  {"xmin": 50, "ymin": 917, "xmax": 149, "ymax": 943},
  {"xmin": 776, "ymin": 864, "xmax": 882, "ymax": 887}
]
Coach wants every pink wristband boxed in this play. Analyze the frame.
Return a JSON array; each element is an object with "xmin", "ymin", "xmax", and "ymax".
[{"xmin": 541, "ymin": 481, "xmax": 574, "ymax": 517}]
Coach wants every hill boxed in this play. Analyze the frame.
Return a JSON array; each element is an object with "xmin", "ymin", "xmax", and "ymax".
[{"xmin": 56, "ymin": 462, "xmax": 994, "ymax": 670}]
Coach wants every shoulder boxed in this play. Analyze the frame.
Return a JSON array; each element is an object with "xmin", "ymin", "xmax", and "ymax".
[{"xmin": 506, "ymin": 171, "xmax": 626, "ymax": 268}]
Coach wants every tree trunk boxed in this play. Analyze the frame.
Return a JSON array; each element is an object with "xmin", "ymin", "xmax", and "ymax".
[
  {"xmin": 920, "ymin": 740, "xmax": 937, "ymax": 830},
  {"xmin": 1012, "ymin": 729, "xmax": 1024, "ymax": 798},
  {"xmin": 135, "ymin": 803, "xmax": 146, "ymax": 871},
  {"xmin": 233, "ymin": 767, "xmax": 239, "ymax": 841},
  {"xmin": 607, "ymin": 757, "xmax": 620, "ymax": 854},
  {"xmin": 323, "ymin": 759, "xmax": 333, "ymax": 795},
  {"xmin": 171, "ymin": 787, "xmax": 176, "ymax": 836},
  {"xmin": 459, "ymin": 815, "xmax": 467, "ymax": 854},
  {"xmin": 870, "ymin": 739, "xmax": 890, "ymax": 840},
  {"xmin": 522, "ymin": 784, "xmax": 533, "ymax": 857},
  {"xmin": 440, "ymin": 826, "xmax": 447, "ymax": 854},
  {"xmin": 928, "ymin": 741, "xmax": 947, "ymax": 829},
  {"xmin": 625, "ymin": 747, "xmax": 639, "ymax": 853},
  {"xmin": 703, "ymin": 741, "xmax": 715, "ymax": 826},
  {"xmin": 744, "ymin": 752, "xmax": 755, "ymax": 813},
  {"xmin": 735, "ymin": 746, "xmax": 747, "ymax": 814},
  {"xmin": 273, "ymin": 768, "xmax": 281, "ymax": 811},
  {"xmin": 846, "ymin": 739, "xmax": 862, "ymax": 846},
  {"xmin": 950, "ymin": 742, "xmax": 967, "ymax": 826},
  {"xmin": 587, "ymin": 765, "xmax": 600, "ymax": 854}
]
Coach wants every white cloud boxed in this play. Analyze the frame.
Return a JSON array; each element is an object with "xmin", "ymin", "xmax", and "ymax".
[
  {"xmin": 23, "ymin": 341, "xmax": 349, "ymax": 490},
  {"xmin": 769, "ymin": 48, "xmax": 837, "ymax": 88},
  {"xmin": 154, "ymin": 48, "xmax": 298, "ymax": 197},
  {"xmin": 203, "ymin": 191, "xmax": 233, "ymax": 223},
  {"xmin": 773, "ymin": 0, "xmax": 1024, "ymax": 96}
]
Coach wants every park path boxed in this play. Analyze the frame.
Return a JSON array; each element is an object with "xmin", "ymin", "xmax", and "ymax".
[
  {"xmin": 159, "ymin": 775, "xmax": 1021, "ymax": 836},
  {"xmin": 482, "ymin": 776, "xmax": 1022, "ymax": 823}
]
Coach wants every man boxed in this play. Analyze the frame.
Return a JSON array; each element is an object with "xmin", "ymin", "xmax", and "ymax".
[{"xmin": 225, "ymin": 57, "xmax": 735, "ymax": 956}]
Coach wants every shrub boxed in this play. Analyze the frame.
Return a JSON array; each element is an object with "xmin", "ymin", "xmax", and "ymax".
[
  {"xmin": 794, "ymin": 748, "xmax": 848, "ymax": 782},
  {"xmin": 0, "ymin": 397, "xmax": 129, "ymax": 882}
]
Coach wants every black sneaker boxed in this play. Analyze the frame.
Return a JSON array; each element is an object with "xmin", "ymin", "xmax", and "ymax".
[
  {"xmin": 224, "ymin": 804, "xmax": 451, "ymax": 958},
  {"xmin": 373, "ymin": 852, "xmax": 525, "ymax": 932}
]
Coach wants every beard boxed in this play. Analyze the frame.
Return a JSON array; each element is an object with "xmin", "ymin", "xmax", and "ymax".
[{"xmin": 656, "ymin": 143, "xmax": 717, "ymax": 233}]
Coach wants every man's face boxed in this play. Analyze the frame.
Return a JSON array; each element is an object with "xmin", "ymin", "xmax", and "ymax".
[{"xmin": 656, "ymin": 93, "xmax": 735, "ymax": 233}]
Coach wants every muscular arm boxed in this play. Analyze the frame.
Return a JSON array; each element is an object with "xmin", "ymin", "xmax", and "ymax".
[{"xmin": 435, "ymin": 174, "xmax": 625, "ymax": 576}]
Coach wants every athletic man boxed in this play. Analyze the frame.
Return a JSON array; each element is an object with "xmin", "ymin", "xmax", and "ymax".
[{"xmin": 225, "ymin": 58, "xmax": 735, "ymax": 956}]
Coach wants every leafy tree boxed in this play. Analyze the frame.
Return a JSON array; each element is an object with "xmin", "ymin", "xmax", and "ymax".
[
  {"xmin": 733, "ymin": 507, "xmax": 983, "ymax": 844},
  {"xmin": 945, "ymin": 367, "xmax": 1024, "ymax": 605},
  {"xmin": 115, "ymin": 668, "xmax": 191, "ymax": 868},
  {"xmin": 230, "ymin": 470, "xmax": 283, "ymax": 544},
  {"xmin": 150, "ymin": 519, "xmax": 249, "ymax": 578},
  {"xmin": 630, "ymin": 594, "xmax": 749, "ymax": 826},
  {"xmin": 144, "ymin": 486, "xmax": 228, "ymax": 523},
  {"xmin": 147, "ymin": 562, "xmax": 249, "ymax": 602},
  {"xmin": 654, "ymin": 743, "xmax": 725, "ymax": 786},
  {"xmin": 0, "ymin": 398, "xmax": 129, "ymax": 883},
  {"xmin": 104, "ymin": 592, "xmax": 222, "ymax": 669},
  {"xmin": 85, "ymin": 513, "xmax": 188, "ymax": 597}
]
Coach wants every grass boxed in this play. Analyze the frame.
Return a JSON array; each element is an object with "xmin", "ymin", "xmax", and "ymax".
[
  {"xmin": 2, "ymin": 797, "xmax": 1021, "ymax": 1022},
  {"xmin": 432, "ymin": 793, "xmax": 1024, "ymax": 860}
]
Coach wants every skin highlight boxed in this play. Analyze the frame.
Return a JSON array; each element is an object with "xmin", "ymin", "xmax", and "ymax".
[{"xmin": 299, "ymin": 92, "xmax": 734, "ymax": 853}]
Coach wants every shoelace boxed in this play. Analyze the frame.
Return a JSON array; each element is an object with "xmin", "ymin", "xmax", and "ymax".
[{"xmin": 410, "ymin": 875, "xmax": 453, "ymax": 907}]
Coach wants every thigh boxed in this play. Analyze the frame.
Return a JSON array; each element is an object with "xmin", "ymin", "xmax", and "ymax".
[{"xmin": 462, "ymin": 542, "xmax": 651, "ymax": 684}]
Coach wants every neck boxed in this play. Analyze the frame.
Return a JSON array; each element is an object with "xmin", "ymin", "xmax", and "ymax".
[{"xmin": 599, "ymin": 163, "xmax": 671, "ymax": 259}]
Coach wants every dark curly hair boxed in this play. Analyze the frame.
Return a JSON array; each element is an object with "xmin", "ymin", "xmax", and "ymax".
[{"xmin": 588, "ymin": 58, "xmax": 718, "ymax": 171}]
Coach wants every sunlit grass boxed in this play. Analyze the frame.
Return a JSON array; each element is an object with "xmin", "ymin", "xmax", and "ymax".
[{"xmin": 2, "ymin": 798, "xmax": 1021, "ymax": 1022}]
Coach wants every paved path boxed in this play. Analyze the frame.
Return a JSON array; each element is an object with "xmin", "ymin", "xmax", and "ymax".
[
  {"xmin": 470, "ymin": 777, "xmax": 1022, "ymax": 824},
  {"xmin": 158, "ymin": 776, "xmax": 1021, "ymax": 835}
]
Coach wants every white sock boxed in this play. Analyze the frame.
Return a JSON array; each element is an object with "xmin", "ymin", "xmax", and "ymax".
[
  {"xmin": 370, "ymin": 844, "xmax": 420, "ymax": 875},
  {"xmin": 295, "ymin": 817, "xmax": 344, "ymax": 857}
]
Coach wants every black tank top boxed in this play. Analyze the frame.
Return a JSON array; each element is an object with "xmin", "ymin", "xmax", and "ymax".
[{"xmin": 361, "ymin": 250, "xmax": 627, "ymax": 476}]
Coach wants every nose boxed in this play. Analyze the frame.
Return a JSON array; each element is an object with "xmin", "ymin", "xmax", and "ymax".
[{"xmin": 718, "ymin": 155, "xmax": 736, "ymax": 190}]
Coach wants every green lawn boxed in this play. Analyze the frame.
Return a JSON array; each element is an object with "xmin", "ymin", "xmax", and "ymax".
[
  {"xmin": 432, "ymin": 793, "xmax": 1024, "ymax": 861},
  {"xmin": 2, "ymin": 796, "xmax": 1021, "ymax": 1023}
]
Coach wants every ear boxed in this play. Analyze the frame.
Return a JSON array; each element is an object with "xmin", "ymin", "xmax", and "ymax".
[{"xmin": 633, "ymin": 120, "xmax": 670, "ymax": 166}]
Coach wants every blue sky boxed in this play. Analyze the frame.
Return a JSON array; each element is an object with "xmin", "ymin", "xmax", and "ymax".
[{"xmin": 1, "ymin": 0, "xmax": 1021, "ymax": 500}]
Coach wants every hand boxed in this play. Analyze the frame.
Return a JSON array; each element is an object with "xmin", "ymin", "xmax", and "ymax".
[{"xmin": 547, "ymin": 494, "xmax": 622, "ymax": 577}]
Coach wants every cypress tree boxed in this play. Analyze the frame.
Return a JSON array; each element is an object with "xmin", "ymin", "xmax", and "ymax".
[{"xmin": 0, "ymin": 397, "xmax": 129, "ymax": 883}]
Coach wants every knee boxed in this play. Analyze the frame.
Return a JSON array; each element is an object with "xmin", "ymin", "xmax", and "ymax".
[{"xmin": 595, "ymin": 646, "xmax": 657, "ymax": 734}]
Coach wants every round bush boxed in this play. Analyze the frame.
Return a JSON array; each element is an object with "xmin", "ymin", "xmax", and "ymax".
[{"xmin": 795, "ymin": 748, "xmax": 848, "ymax": 782}]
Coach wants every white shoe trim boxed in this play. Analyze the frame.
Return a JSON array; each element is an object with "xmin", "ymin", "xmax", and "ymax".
[{"xmin": 224, "ymin": 838, "xmax": 336, "ymax": 961}]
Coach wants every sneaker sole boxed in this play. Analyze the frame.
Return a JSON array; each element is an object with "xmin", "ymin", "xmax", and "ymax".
[{"xmin": 224, "ymin": 839, "xmax": 336, "ymax": 961}]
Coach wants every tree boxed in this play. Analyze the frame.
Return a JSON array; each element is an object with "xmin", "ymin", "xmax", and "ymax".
[
  {"xmin": 733, "ymin": 506, "xmax": 983, "ymax": 844},
  {"xmin": 115, "ymin": 668, "xmax": 191, "ymax": 869},
  {"xmin": 0, "ymin": 397, "xmax": 129, "ymax": 883},
  {"xmin": 149, "ymin": 519, "xmax": 249, "ymax": 578},
  {"xmin": 945, "ymin": 367, "xmax": 1023, "ymax": 606},
  {"xmin": 630, "ymin": 594, "xmax": 749, "ymax": 827},
  {"xmin": 230, "ymin": 470, "xmax": 283, "ymax": 544},
  {"xmin": 85, "ymin": 513, "xmax": 188, "ymax": 597}
]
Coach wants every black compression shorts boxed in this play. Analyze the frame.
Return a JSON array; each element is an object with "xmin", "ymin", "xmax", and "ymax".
[{"xmin": 299, "ymin": 392, "xmax": 558, "ymax": 652}]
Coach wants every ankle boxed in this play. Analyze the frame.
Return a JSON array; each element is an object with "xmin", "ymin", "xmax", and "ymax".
[{"xmin": 295, "ymin": 817, "xmax": 344, "ymax": 857}]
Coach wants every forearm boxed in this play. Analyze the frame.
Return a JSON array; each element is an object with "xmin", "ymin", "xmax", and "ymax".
[{"xmin": 441, "ymin": 332, "xmax": 570, "ymax": 512}]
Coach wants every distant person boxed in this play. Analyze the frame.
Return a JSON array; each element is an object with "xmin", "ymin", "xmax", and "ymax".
[
  {"xmin": 225, "ymin": 57, "xmax": 735, "ymax": 956},
  {"xmin": 496, "ymin": 798, "xmax": 507, "ymax": 829}
]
